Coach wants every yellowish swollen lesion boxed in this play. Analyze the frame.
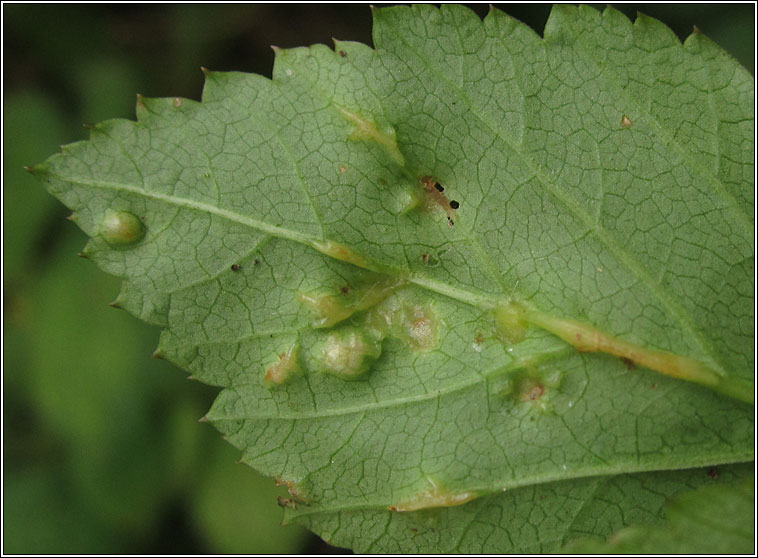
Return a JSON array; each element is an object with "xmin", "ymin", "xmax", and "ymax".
[
  {"xmin": 494, "ymin": 302, "xmax": 753, "ymax": 404},
  {"xmin": 310, "ymin": 239, "xmax": 371, "ymax": 269},
  {"xmin": 337, "ymin": 106, "xmax": 405, "ymax": 166},
  {"xmin": 264, "ymin": 344, "xmax": 300, "ymax": 385},
  {"xmin": 298, "ymin": 275, "xmax": 405, "ymax": 328},
  {"xmin": 388, "ymin": 476, "xmax": 477, "ymax": 512}
]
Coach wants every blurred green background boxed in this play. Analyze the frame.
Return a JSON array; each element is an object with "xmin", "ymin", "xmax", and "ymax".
[{"xmin": 3, "ymin": 4, "xmax": 753, "ymax": 554}]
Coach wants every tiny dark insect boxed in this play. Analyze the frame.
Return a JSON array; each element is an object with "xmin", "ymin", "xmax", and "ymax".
[
  {"xmin": 253, "ymin": 259, "xmax": 260, "ymax": 265},
  {"xmin": 231, "ymin": 264, "xmax": 241, "ymax": 271},
  {"xmin": 340, "ymin": 285, "xmax": 351, "ymax": 294},
  {"xmin": 707, "ymin": 468, "xmax": 720, "ymax": 479},
  {"xmin": 621, "ymin": 357, "xmax": 636, "ymax": 370},
  {"xmin": 338, "ymin": 50, "xmax": 347, "ymax": 57},
  {"xmin": 449, "ymin": 200, "xmax": 459, "ymax": 209},
  {"xmin": 422, "ymin": 253, "xmax": 431, "ymax": 264},
  {"xmin": 434, "ymin": 182, "xmax": 444, "ymax": 192}
]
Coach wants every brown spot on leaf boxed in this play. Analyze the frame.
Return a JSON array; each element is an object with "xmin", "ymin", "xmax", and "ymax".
[
  {"xmin": 264, "ymin": 346, "xmax": 299, "ymax": 385},
  {"xmin": 707, "ymin": 468, "xmax": 719, "ymax": 480},
  {"xmin": 338, "ymin": 50, "xmax": 347, "ymax": 57},
  {"xmin": 275, "ymin": 477, "xmax": 309, "ymax": 503},
  {"xmin": 621, "ymin": 357, "xmax": 636, "ymax": 370},
  {"xmin": 621, "ymin": 114, "xmax": 632, "ymax": 128},
  {"xmin": 523, "ymin": 383, "xmax": 545, "ymax": 401},
  {"xmin": 277, "ymin": 496, "xmax": 297, "ymax": 509}
]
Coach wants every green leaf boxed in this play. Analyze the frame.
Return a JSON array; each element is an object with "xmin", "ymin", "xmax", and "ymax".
[
  {"xmin": 558, "ymin": 469, "xmax": 754, "ymax": 554},
  {"xmin": 33, "ymin": 4, "xmax": 753, "ymax": 553}
]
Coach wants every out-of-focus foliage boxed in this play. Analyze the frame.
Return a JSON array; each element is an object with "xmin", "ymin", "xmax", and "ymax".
[{"xmin": 3, "ymin": 4, "xmax": 753, "ymax": 554}]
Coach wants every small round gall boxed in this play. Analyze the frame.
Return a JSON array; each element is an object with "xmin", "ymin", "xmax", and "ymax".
[{"xmin": 99, "ymin": 209, "xmax": 145, "ymax": 246}]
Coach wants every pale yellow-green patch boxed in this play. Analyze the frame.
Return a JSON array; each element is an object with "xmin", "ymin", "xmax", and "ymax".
[
  {"xmin": 621, "ymin": 114, "xmax": 633, "ymax": 128},
  {"xmin": 337, "ymin": 107, "xmax": 405, "ymax": 165},
  {"xmin": 387, "ymin": 185, "xmax": 421, "ymax": 215},
  {"xmin": 498, "ymin": 364, "xmax": 562, "ymax": 413},
  {"xmin": 264, "ymin": 344, "xmax": 300, "ymax": 386},
  {"xmin": 312, "ymin": 327, "xmax": 382, "ymax": 380},
  {"xmin": 389, "ymin": 477, "xmax": 477, "ymax": 512},
  {"xmin": 298, "ymin": 276, "xmax": 405, "ymax": 328},
  {"xmin": 404, "ymin": 305, "xmax": 439, "ymax": 351},
  {"xmin": 298, "ymin": 292, "xmax": 353, "ymax": 328},
  {"xmin": 367, "ymin": 293, "xmax": 440, "ymax": 352},
  {"xmin": 493, "ymin": 303, "xmax": 527, "ymax": 344},
  {"xmin": 311, "ymin": 239, "xmax": 370, "ymax": 268},
  {"xmin": 518, "ymin": 307, "xmax": 754, "ymax": 402}
]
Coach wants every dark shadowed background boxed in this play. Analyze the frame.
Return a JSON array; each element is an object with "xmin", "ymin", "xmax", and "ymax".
[{"xmin": 3, "ymin": 3, "xmax": 753, "ymax": 554}]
